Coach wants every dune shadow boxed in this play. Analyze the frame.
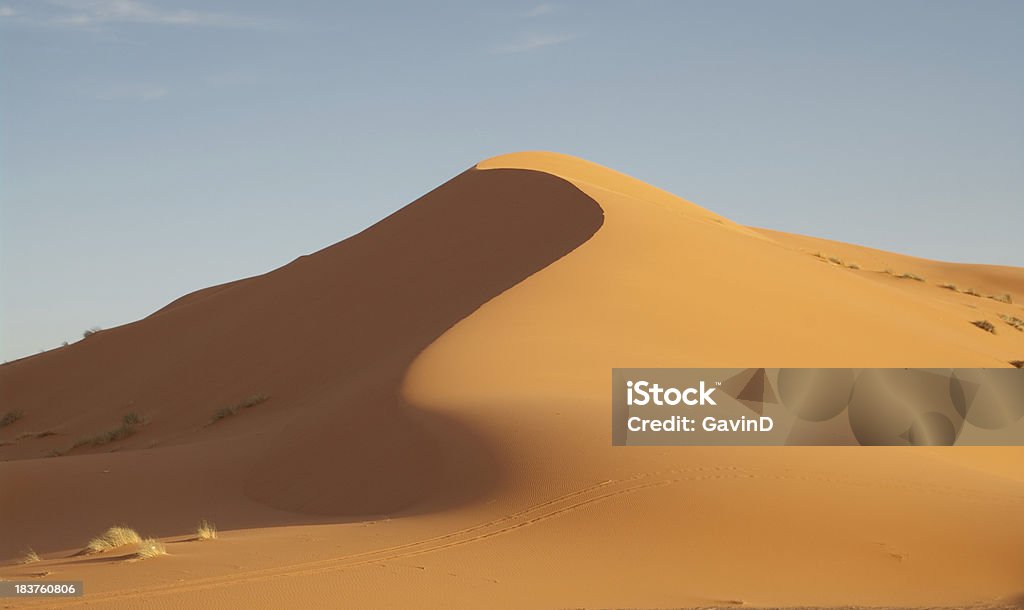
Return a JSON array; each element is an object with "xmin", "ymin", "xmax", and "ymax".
[{"xmin": 0, "ymin": 168, "xmax": 604, "ymax": 558}]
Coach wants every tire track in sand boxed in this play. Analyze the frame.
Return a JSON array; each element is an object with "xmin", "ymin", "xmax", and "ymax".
[{"xmin": 41, "ymin": 466, "xmax": 749, "ymax": 607}]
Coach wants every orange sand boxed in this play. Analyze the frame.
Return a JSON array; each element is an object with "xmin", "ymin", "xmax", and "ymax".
[{"xmin": 1, "ymin": 152, "xmax": 1022, "ymax": 608}]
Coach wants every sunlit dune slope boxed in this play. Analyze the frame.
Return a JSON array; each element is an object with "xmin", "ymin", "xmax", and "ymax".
[{"xmin": 401, "ymin": 151, "xmax": 1024, "ymax": 606}]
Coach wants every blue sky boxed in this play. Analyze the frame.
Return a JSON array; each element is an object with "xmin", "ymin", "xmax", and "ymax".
[{"xmin": 1, "ymin": 0, "xmax": 1022, "ymax": 360}]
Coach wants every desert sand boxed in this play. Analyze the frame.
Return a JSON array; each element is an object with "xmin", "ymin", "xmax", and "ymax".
[{"xmin": 1, "ymin": 152, "xmax": 1022, "ymax": 609}]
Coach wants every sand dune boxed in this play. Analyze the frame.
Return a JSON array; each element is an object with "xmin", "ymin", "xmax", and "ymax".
[{"xmin": 1, "ymin": 152, "xmax": 1022, "ymax": 608}]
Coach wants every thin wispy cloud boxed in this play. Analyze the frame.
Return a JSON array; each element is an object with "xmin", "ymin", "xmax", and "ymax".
[
  {"xmin": 4, "ymin": 0, "xmax": 262, "ymax": 29},
  {"xmin": 0, "ymin": 6, "xmax": 16, "ymax": 17},
  {"xmin": 524, "ymin": 4, "xmax": 556, "ymax": 18},
  {"xmin": 492, "ymin": 32, "xmax": 577, "ymax": 54},
  {"xmin": 94, "ymin": 83, "xmax": 168, "ymax": 101}
]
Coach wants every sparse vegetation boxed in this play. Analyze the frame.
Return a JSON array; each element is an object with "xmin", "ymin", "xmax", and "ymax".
[
  {"xmin": 964, "ymin": 288, "xmax": 982, "ymax": 297},
  {"xmin": 209, "ymin": 407, "xmax": 237, "ymax": 424},
  {"xmin": 208, "ymin": 394, "xmax": 269, "ymax": 425},
  {"xmin": 1011, "ymin": 360, "xmax": 1024, "ymax": 369},
  {"xmin": 84, "ymin": 526, "xmax": 142, "ymax": 554},
  {"xmin": 898, "ymin": 272, "xmax": 925, "ymax": 282},
  {"xmin": 122, "ymin": 412, "xmax": 147, "ymax": 426},
  {"xmin": 1000, "ymin": 314, "xmax": 1024, "ymax": 332},
  {"xmin": 971, "ymin": 320, "xmax": 996, "ymax": 334},
  {"xmin": 47, "ymin": 449, "xmax": 64, "ymax": 458},
  {"xmin": 18, "ymin": 548, "xmax": 40, "ymax": 564},
  {"xmin": 989, "ymin": 293, "xmax": 1013, "ymax": 304},
  {"xmin": 195, "ymin": 520, "xmax": 218, "ymax": 541},
  {"xmin": 135, "ymin": 538, "xmax": 167, "ymax": 560},
  {"xmin": 0, "ymin": 409, "xmax": 24, "ymax": 428},
  {"xmin": 70, "ymin": 412, "xmax": 148, "ymax": 450},
  {"xmin": 846, "ymin": 262, "xmax": 860, "ymax": 270},
  {"xmin": 827, "ymin": 256, "xmax": 843, "ymax": 265},
  {"xmin": 237, "ymin": 394, "xmax": 268, "ymax": 409},
  {"xmin": 939, "ymin": 282, "xmax": 958, "ymax": 291},
  {"xmin": 73, "ymin": 422, "xmax": 137, "ymax": 449},
  {"xmin": 82, "ymin": 327, "xmax": 102, "ymax": 339},
  {"xmin": 16, "ymin": 430, "xmax": 56, "ymax": 441}
]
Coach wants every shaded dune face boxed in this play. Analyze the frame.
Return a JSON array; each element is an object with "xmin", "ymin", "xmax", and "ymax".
[
  {"xmin": 0, "ymin": 168, "xmax": 604, "ymax": 554},
  {"xmin": 240, "ymin": 168, "xmax": 604, "ymax": 514}
]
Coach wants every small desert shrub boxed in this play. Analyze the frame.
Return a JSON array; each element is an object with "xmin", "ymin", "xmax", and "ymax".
[
  {"xmin": 971, "ymin": 320, "xmax": 996, "ymax": 334},
  {"xmin": 73, "ymin": 423, "xmax": 136, "ymax": 449},
  {"xmin": 135, "ymin": 538, "xmax": 167, "ymax": 560},
  {"xmin": 18, "ymin": 548, "xmax": 40, "ymax": 564},
  {"xmin": 1011, "ymin": 360, "xmax": 1024, "ymax": 369},
  {"xmin": 209, "ymin": 405, "xmax": 237, "ymax": 423},
  {"xmin": 122, "ymin": 412, "xmax": 147, "ymax": 426},
  {"xmin": 72, "ymin": 413, "xmax": 147, "ymax": 449},
  {"xmin": 899, "ymin": 272, "xmax": 925, "ymax": 282},
  {"xmin": 964, "ymin": 288, "xmax": 982, "ymax": 297},
  {"xmin": 16, "ymin": 430, "xmax": 56, "ymax": 441},
  {"xmin": 1000, "ymin": 314, "xmax": 1024, "ymax": 332},
  {"xmin": 827, "ymin": 256, "xmax": 843, "ymax": 265},
  {"xmin": 939, "ymin": 282, "xmax": 958, "ymax": 291},
  {"xmin": 195, "ymin": 520, "xmax": 217, "ymax": 541},
  {"xmin": 85, "ymin": 526, "xmax": 142, "ymax": 554},
  {"xmin": 989, "ymin": 293, "xmax": 1013, "ymax": 304},
  {"xmin": 846, "ymin": 262, "xmax": 861, "ymax": 270},
  {"xmin": 0, "ymin": 409, "xmax": 24, "ymax": 428},
  {"xmin": 208, "ymin": 394, "xmax": 268, "ymax": 425},
  {"xmin": 82, "ymin": 327, "xmax": 101, "ymax": 339},
  {"xmin": 237, "ymin": 394, "xmax": 268, "ymax": 409}
]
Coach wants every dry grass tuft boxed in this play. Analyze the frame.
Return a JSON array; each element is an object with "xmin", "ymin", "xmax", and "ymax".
[
  {"xmin": 195, "ymin": 520, "xmax": 218, "ymax": 541},
  {"xmin": 999, "ymin": 314, "xmax": 1024, "ymax": 332},
  {"xmin": 237, "ymin": 394, "xmax": 269, "ymax": 409},
  {"xmin": 72, "ymin": 413, "xmax": 147, "ymax": 450},
  {"xmin": 209, "ymin": 407, "xmax": 237, "ymax": 424},
  {"xmin": 73, "ymin": 423, "xmax": 136, "ymax": 449},
  {"xmin": 898, "ymin": 272, "xmax": 925, "ymax": 282},
  {"xmin": 16, "ymin": 430, "xmax": 56, "ymax": 441},
  {"xmin": 1010, "ymin": 360, "xmax": 1024, "ymax": 369},
  {"xmin": 971, "ymin": 320, "xmax": 996, "ymax": 334},
  {"xmin": 0, "ymin": 409, "xmax": 24, "ymax": 428},
  {"xmin": 84, "ymin": 526, "xmax": 142, "ymax": 554},
  {"xmin": 989, "ymin": 293, "xmax": 1013, "ymax": 304},
  {"xmin": 939, "ymin": 282, "xmax": 958, "ymax": 291},
  {"xmin": 18, "ymin": 548, "xmax": 40, "ymax": 564},
  {"xmin": 121, "ymin": 412, "xmax": 147, "ymax": 426},
  {"xmin": 846, "ymin": 262, "xmax": 861, "ymax": 270},
  {"xmin": 208, "ymin": 394, "xmax": 269, "ymax": 425},
  {"xmin": 134, "ymin": 538, "xmax": 167, "ymax": 560},
  {"xmin": 964, "ymin": 288, "xmax": 982, "ymax": 297}
]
